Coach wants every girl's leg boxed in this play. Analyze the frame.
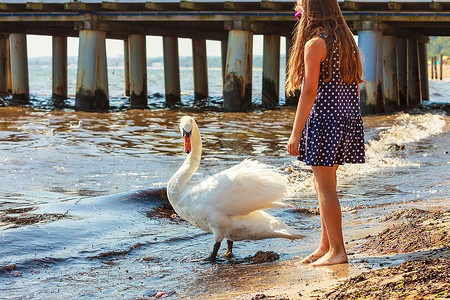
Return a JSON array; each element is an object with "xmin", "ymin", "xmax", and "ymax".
[
  {"xmin": 310, "ymin": 164, "xmax": 348, "ymax": 266},
  {"xmin": 299, "ymin": 175, "xmax": 330, "ymax": 264}
]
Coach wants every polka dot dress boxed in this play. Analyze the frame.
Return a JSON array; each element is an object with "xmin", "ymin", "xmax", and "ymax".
[{"xmin": 298, "ymin": 33, "xmax": 365, "ymax": 167}]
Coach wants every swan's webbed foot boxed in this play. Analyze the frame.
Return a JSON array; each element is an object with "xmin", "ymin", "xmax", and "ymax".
[
  {"xmin": 223, "ymin": 240, "xmax": 234, "ymax": 259},
  {"xmin": 204, "ymin": 241, "xmax": 221, "ymax": 262},
  {"xmin": 223, "ymin": 251, "xmax": 233, "ymax": 259}
]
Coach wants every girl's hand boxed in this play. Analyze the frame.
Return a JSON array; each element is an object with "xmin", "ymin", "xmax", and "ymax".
[{"xmin": 287, "ymin": 133, "xmax": 301, "ymax": 156}]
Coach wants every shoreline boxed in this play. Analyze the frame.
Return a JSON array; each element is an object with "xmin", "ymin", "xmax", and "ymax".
[{"xmin": 209, "ymin": 197, "xmax": 449, "ymax": 300}]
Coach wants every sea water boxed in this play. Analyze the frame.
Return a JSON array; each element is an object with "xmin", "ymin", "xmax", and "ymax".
[{"xmin": 0, "ymin": 65, "xmax": 449, "ymax": 299}]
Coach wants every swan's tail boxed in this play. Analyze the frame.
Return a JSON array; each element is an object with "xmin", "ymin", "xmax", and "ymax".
[
  {"xmin": 273, "ymin": 226, "xmax": 306, "ymax": 240},
  {"xmin": 265, "ymin": 201, "xmax": 295, "ymax": 209},
  {"xmin": 261, "ymin": 210, "xmax": 306, "ymax": 239},
  {"xmin": 232, "ymin": 210, "xmax": 306, "ymax": 241}
]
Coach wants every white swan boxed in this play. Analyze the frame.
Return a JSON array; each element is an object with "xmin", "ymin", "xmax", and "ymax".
[
  {"xmin": 167, "ymin": 116, "xmax": 304, "ymax": 260},
  {"xmin": 69, "ymin": 120, "xmax": 83, "ymax": 129}
]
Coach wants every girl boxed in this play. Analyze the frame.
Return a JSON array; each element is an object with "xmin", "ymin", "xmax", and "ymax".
[{"xmin": 286, "ymin": 0, "xmax": 365, "ymax": 266}]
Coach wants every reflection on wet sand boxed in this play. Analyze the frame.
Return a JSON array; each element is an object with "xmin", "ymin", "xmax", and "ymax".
[{"xmin": 200, "ymin": 258, "xmax": 354, "ymax": 299}]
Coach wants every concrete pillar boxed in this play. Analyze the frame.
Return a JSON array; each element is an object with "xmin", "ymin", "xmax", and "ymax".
[
  {"xmin": 431, "ymin": 56, "xmax": 435, "ymax": 79},
  {"xmin": 418, "ymin": 41, "xmax": 429, "ymax": 101},
  {"xmin": 396, "ymin": 38, "xmax": 407, "ymax": 107},
  {"xmin": 75, "ymin": 30, "xmax": 108, "ymax": 111},
  {"xmin": 262, "ymin": 34, "xmax": 280, "ymax": 109},
  {"xmin": 382, "ymin": 35, "xmax": 398, "ymax": 112},
  {"xmin": 52, "ymin": 35, "xmax": 67, "ymax": 101},
  {"xmin": 285, "ymin": 35, "xmax": 300, "ymax": 106},
  {"xmin": 244, "ymin": 32, "xmax": 253, "ymax": 107},
  {"xmin": 407, "ymin": 38, "xmax": 421, "ymax": 106},
  {"xmin": 6, "ymin": 36, "xmax": 11, "ymax": 93},
  {"xmin": 129, "ymin": 34, "xmax": 147, "ymax": 109},
  {"xmin": 377, "ymin": 31, "xmax": 385, "ymax": 112},
  {"xmin": 358, "ymin": 27, "xmax": 383, "ymax": 114},
  {"xmin": 434, "ymin": 56, "xmax": 438, "ymax": 80},
  {"xmin": 0, "ymin": 35, "xmax": 8, "ymax": 95},
  {"xmin": 192, "ymin": 38, "xmax": 208, "ymax": 100},
  {"xmin": 124, "ymin": 39, "xmax": 130, "ymax": 97},
  {"xmin": 224, "ymin": 22, "xmax": 254, "ymax": 112},
  {"xmin": 10, "ymin": 33, "xmax": 29, "ymax": 103},
  {"xmin": 96, "ymin": 32, "xmax": 109, "ymax": 107},
  {"xmin": 163, "ymin": 36, "xmax": 181, "ymax": 105},
  {"xmin": 221, "ymin": 39, "xmax": 228, "ymax": 89},
  {"xmin": 76, "ymin": 30, "xmax": 98, "ymax": 110}
]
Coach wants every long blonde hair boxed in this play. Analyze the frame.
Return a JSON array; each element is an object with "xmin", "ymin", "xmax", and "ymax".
[{"xmin": 285, "ymin": 0, "xmax": 363, "ymax": 95}]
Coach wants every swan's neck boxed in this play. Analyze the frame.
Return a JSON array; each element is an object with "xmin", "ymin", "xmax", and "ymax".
[{"xmin": 168, "ymin": 122, "xmax": 202, "ymax": 197}]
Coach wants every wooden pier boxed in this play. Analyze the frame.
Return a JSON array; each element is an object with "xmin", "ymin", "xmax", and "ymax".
[{"xmin": 0, "ymin": 0, "xmax": 449, "ymax": 113}]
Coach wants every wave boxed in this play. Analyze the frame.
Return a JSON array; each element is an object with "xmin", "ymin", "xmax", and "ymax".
[
  {"xmin": 286, "ymin": 112, "xmax": 448, "ymax": 194},
  {"xmin": 343, "ymin": 112, "xmax": 446, "ymax": 173}
]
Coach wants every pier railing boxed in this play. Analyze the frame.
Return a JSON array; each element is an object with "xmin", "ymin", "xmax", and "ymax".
[{"xmin": 0, "ymin": 0, "xmax": 449, "ymax": 113}]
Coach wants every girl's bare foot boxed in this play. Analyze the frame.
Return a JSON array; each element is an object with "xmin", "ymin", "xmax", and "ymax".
[
  {"xmin": 299, "ymin": 247, "xmax": 329, "ymax": 264},
  {"xmin": 311, "ymin": 250, "xmax": 348, "ymax": 267}
]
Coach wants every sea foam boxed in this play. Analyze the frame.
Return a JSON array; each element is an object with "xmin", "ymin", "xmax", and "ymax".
[{"xmin": 287, "ymin": 113, "xmax": 447, "ymax": 194}]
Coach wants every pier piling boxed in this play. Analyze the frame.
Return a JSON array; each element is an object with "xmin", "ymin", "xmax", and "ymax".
[
  {"xmin": 377, "ymin": 32, "xmax": 385, "ymax": 112},
  {"xmin": 75, "ymin": 29, "xmax": 108, "ymax": 111},
  {"xmin": 76, "ymin": 30, "xmax": 99, "ymax": 110},
  {"xmin": 192, "ymin": 38, "xmax": 208, "ymax": 101},
  {"xmin": 434, "ymin": 56, "xmax": 438, "ymax": 80},
  {"xmin": 382, "ymin": 35, "xmax": 399, "ymax": 112},
  {"xmin": 96, "ymin": 33, "xmax": 109, "ymax": 106},
  {"xmin": 418, "ymin": 40, "xmax": 429, "ymax": 100},
  {"xmin": 0, "ymin": 1, "xmax": 448, "ymax": 113},
  {"xmin": 431, "ymin": 56, "xmax": 435, "ymax": 79},
  {"xmin": 163, "ymin": 36, "xmax": 181, "ymax": 106},
  {"xmin": 358, "ymin": 22, "xmax": 382, "ymax": 114},
  {"xmin": 396, "ymin": 38, "xmax": 408, "ymax": 106},
  {"xmin": 285, "ymin": 36, "xmax": 300, "ymax": 106},
  {"xmin": 223, "ymin": 21, "xmax": 254, "ymax": 112},
  {"xmin": 221, "ymin": 39, "xmax": 228, "ymax": 89},
  {"xmin": 52, "ymin": 35, "xmax": 67, "ymax": 102},
  {"xmin": 124, "ymin": 39, "xmax": 130, "ymax": 97},
  {"xmin": 407, "ymin": 38, "xmax": 421, "ymax": 106},
  {"xmin": 129, "ymin": 34, "xmax": 147, "ymax": 109},
  {"xmin": 10, "ymin": 33, "xmax": 29, "ymax": 103},
  {"xmin": 262, "ymin": 34, "xmax": 280, "ymax": 109},
  {"xmin": 0, "ymin": 35, "xmax": 8, "ymax": 95},
  {"xmin": 6, "ymin": 36, "xmax": 11, "ymax": 94},
  {"xmin": 246, "ymin": 33, "xmax": 253, "ymax": 109}
]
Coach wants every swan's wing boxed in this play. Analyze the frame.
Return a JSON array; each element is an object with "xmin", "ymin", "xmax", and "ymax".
[{"xmin": 190, "ymin": 159, "xmax": 289, "ymax": 216}]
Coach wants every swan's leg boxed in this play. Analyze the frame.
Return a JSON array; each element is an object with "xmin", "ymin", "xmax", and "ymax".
[
  {"xmin": 224, "ymin": 240, "xmax": 234, "ymax": 259},
  {"xmin": 206, "ymin": 241, "xmax": 221, "ymax": 261}
]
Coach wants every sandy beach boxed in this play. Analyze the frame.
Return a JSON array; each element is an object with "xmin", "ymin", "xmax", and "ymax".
[
  {"xmin": 231, "ymin": 198, "xmax": 450, "ymax": 300},
  {"xmin": 324, "ymin": 208, "xmax": 450, "ymax": 299}
]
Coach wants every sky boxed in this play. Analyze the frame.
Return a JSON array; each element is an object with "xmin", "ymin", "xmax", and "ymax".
[{"xmin": 26, "ymin": 35, "xmax": 287, "ymax": 58}]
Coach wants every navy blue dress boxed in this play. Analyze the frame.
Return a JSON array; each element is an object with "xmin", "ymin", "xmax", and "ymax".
[{"xmin": 298, "ymin": 34, "xmax": 365, "ymax": 167}]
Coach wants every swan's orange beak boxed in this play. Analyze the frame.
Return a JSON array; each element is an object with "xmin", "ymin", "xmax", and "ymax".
[
  {"xmin": 184, "ymin": 135, "xmax": 191, "ymax": 154},
  {"xmin": 183, "ymin": 129, "xmax": 192, "ymax": 154}
]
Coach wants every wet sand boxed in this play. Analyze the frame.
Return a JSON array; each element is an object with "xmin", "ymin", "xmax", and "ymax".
[
  {"xmin": 325, "ymin": 208, "xmax": 450, "ymax": 299},
  {"xmin": 226, "ymin": 198, "xmax": 449, "ymax": 300}
]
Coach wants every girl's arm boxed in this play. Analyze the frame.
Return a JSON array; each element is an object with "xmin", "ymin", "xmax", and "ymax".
[{"xmin": 287, "ymin": 37, "xmax": 327, "ymax": 156}]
